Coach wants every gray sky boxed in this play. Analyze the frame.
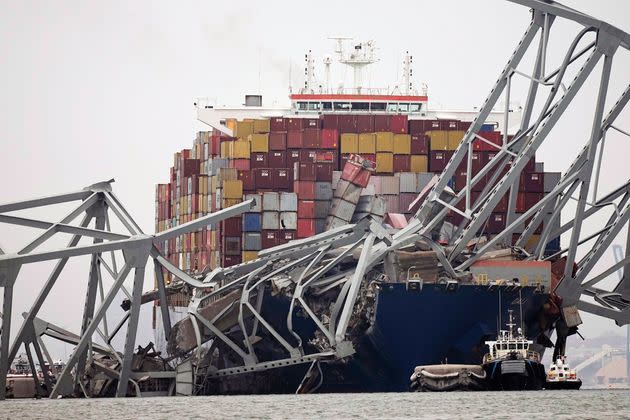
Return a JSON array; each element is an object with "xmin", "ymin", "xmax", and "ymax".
[{"xmin": 1, "ymin": 0, "xmax": 629, "ymax": 359}]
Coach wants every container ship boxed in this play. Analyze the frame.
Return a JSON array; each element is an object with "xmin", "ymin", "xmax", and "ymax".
[{"xmin": 153, "ymin": 40, "xmax": 562, "ymax": 393}]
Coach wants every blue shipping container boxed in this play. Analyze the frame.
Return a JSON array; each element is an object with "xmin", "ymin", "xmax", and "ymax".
[
  {"xmin": 480, "ymin": 123, "xmax": 495, "ymax": 132},
  {"xmin": 243, "ymin": 213, "xmax": 262, "ymax": 232}
]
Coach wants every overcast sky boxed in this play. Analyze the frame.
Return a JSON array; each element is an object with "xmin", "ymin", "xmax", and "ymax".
[{"xmin": 1, "ymin": 0, "xmax": 629, "ymax": 360}]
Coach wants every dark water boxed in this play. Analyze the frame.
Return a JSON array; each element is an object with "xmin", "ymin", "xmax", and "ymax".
[{"xmin": 1, "ymin": 390, "xmax": 629, "ymax": 419}]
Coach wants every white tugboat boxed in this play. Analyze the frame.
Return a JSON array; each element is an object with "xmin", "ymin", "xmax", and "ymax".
[
  {"xmin": 482, "ymin": 310, "xmax": 546, "ymax": 391},
  {"xmin": 545, "ymin": 356, "xmax": 582, "ymax": 390}
]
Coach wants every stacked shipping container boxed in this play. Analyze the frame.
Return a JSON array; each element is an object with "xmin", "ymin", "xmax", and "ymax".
[{"xmin": 155, "ymin": 115, "xmax": 561, "ymax": 304}]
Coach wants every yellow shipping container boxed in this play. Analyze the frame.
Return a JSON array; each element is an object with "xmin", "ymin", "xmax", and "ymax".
[
  {"xmin": 210, "ymin": 175, "xmax": 218, "ymax": 193},
  {"xmin": 225, "ymin": 118, "xmax": 236, "ymax": 132},
  {"xmin": 222, "ymin": 180, "xmax": 243, "ymax": 199},
  {"xmin": 222, "ymin": 198, "xmax": 242, "ymax": 208},
  {"xmin": 253, "ymin": 119, "xmax": 270, "ymax": 134},
  {"xmin": 410, "ymin": 155, "xmax": 429, "ymax": 172},
  {"xmin": 231, "ymin": 139, "xmax": 250, "ymax": 159},
  {"xmin": 427, "ymin": 130, "xmax": 448, "ymax": 150},
  {"xmin": 242, "ymin": 251, "xmax": 259, "ymax": 262},
  {"xmin": 218, "ymin": 167, "xmax": 238, "ymax": 183},
  {"xmin": 376, "ymin": 132, "xmax": 394, "ymax": 152},
  {"xmin": 522, "ymin": 234, "xmax": 541, "ymax": 253},
  {"xmin": 249, "ymin": 133, "xmax": 269, "ymax": 153},
  {"xmin": 393, "ymin": 134, "xmax": 411, "ymax": 155},
  {"xmin": 233, "ymin": 120, "xmax": 254, "ymax": 138},
  {"xmin": 447, "ymin": 130, "xmax": 466, "ymax": 150},
  {"xmin": 376, "ymin": 152, "xmax": 394, "ymax": 173},
  {"xmin": 340, "ymin": 133, "xmax": 359, "ymax": 154},
  {"xmin": 220, "ymin": 141, "xmax": 231, "ymax": 158},
  {"xmin": 358, "ymin": 133, "xmax": 376, "ymax": 154}
]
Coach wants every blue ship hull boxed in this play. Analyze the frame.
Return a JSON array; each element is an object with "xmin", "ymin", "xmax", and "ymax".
[{"xmin": 205, "ymin": 283, "xmax": 550, "ymax": 394}]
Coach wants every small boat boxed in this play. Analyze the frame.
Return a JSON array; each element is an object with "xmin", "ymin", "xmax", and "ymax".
[
  {"xmin": 482, "ymin": 310, "xmax": 546, "ymax": 391},
  {"xmin": 545, "ymin": 356, "xmax": 582, "ymax": 390},
  {"xmin": 409, "ymin": 364, "xmax": 487, "ymax": 392}
]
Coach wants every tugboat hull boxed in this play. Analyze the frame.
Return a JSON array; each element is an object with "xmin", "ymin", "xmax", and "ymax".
[
  {"xmin": 484, "ymin": 359, "xmax": 546, "ymax": 391},
  {"xmin": 544, "ymin": 379, "xmax": 582, "ymax": 390}
]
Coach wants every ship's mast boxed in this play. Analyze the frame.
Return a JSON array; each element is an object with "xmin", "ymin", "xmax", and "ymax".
[
  {"xmin": 303, "ymin": 49, "xmax": 316, "ymax": 94},
  {"xmin": 330, "ymin": 37, "xmax": 378, "ymax": 94},
  {"xmin": 402, "ymin": 51, "xmax": 413, "ymax": 95}
]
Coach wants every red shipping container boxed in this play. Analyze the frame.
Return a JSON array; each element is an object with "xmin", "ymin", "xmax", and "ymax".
[
  {"xmin": 238, "ymin": 170, "xmax": 255, "ymax": 192},
  {"xmin": 373, "ymin": 115, "xmax": 390, "ymax": 132},
  {"xmin": 261, "ymin": 230, "xmax": 278, "ymax": 248},
  {"xmin": 286, "ymin": 117, "xmax": 304, "ymax": 131},
  {"xmin": 322, "ymin": 114, "xmax": 338, "ymax": 129},
  {"xmin": 298, "ymin": 200, "xmax": 316, "ymax": 218},
  {"xmin": 356, "ymin": 115, "xmax": 374, "ymax": 133},
  {"xmin": 222, "ymin": 217, "xmax": 242, "ymax": 236},
  {"xmin": 250, "ymin": 152, "xmax": 268, "ymax": 169},
  {"xmin": 408, "ymin": 120, "xmax": 426, "ymax": 135},
  {"xmin": 302, "ymin": 128, "xmax": 320, "ymax": 148},
  {"xmin": 429, "ymin": 151, "xmax": 453, "ymax": 172},
  {"xmin": 411, "ymin": 134, "xmax": 429, "ymax": 154},
  {"xmin": 254, "ymin": 168, "xmax": 273, "ymax": 189},
  {"xmin": 297, "ymin": 219, "xmax": 316, "ymax": 238},
  {"xmin": 394, "ymin": 155, "xmax": 411, "ymax": 172},
  {"xmin": 287, "ymin": 130, "xmax": 303, "ymax": 148},
  {"xmin": 269, "ymin": 117, "xmax": 286, "ymax": 132},
  {"xmin": 287, "ymin": 150, "xmax": 301, "ymax": 169},
  {"xmin": 294, "ymin": 162, "xmax": 317, "ymax": 181},
  {"xmin": 230, "ymin": 159, "xmax": 250, "ymax": 171},
  {"xmin": 181, "ymin": 159, "xmax": 200, "ymax": 177},
  {"xmin": 521, "ymin": 172, "xmax": 545, "ymax": 192},
  {"xmin": 273, "ymin": 168, "xmax": 293, "ymax": 190},
  {"xmin": 426, "ymin": 120, "xmax": 441, "ymax": 130},
  {"xmin": 487, "ymin": 213, "xmax": 506, "ymax": 234},
  {"xmin": 494, "ymin": 192, "xmax": 509, "ymax": 212},
  {"xmin": 442, "ymin": 120, "xmax": 459, "ymax": 131},
  {"xmin": 294, "ymin": 181, "xmax": 316, "ymax": 200},
  {"xmin": 269, "ymin": 132, "xmax": 287, "ymax": 150},
  {"xmin": 279, "ymin": 230, "xmax": 295, "ymax": 244},
  {"xmin": 303, "ymin": 118, "xmax": 320, "ymax": 129},
  {"xmin": 299, "ymin": 149, "xmax": 317, "ymax": 163},
  {"xmin": 222, "ymin": 255, "xmax": 242, "ymax": 267},
  {"xmin": 211, "ymin": 135, "xmax": 221, "ymax": 156},
  {"xmin": 315, "ymin": 150, "xmax": 335, "ymax": 162},
  {"xmin": 389, "ymin": 115, "xmax": 409, "ymax": 134},
  {"xmin": 524, "ymin": 192, "xmax": 544, "ymax": 211},
  {"xmin": 320, "ymin": 128, "xmax": 339, "ymax": 149},
  {"xmin": 361, "ymin": 154, "xmax": 376, "ymax": 165},
  {"xmin": 338, "ymin": 115, "xmax": 357, "ymax": 133},
  {"xmin": 315, "ymin": 162, "xmax": 333, "ymax": 182},
  {"xmin": 474, "ymin": 131, "xmax": 502, "ymax": 151},
  {"xmin": 268, "ymin": 151, "xmax": 286, "ymax": 168},
  {"xmin": 517, "ymin": 213, "xmax": 543, "ymax": 234},
  {"xmin": 458, "ymin": 121, "xmax": 472, "ymax": 131}
]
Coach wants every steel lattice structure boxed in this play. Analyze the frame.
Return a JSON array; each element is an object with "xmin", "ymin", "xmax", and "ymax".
[{"xmin": 1, "ymin": 0, "xmax": 629, "ymax": 399}]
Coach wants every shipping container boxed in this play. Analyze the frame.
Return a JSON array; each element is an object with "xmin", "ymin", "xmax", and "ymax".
[
  {"xmin": 376, "ymin": 153, "xmax": 394, "ymax": 173},
  {"xmin": 273, "ymin": 168, "xmax": 293, "ymax": 190},
  {"xmin": 287, "ymin": 130, "xmax": 303, "ymax": 148},
  {"xmin": 268, "ymin": 151, "xmax": 286, "ymax": 168},
  {"xmin": 269, "ymin": 117, "xmax": 286, "ymax": 132},
  {"xmin": 222, "ymin": 236, "xmax": 241, "ymax": 256},
  {"xmin": 322, "ymin": 114, "xmax": 339, "ymax": 129},
  {"xmin": 250, "ymin": 152, "xmax": 268, "ymax": 169},
  {"xmin": 427, "ymin": 130, "xmax": 448, "ymax": 151},
  {"xmin": 320, "ymin": 128, "xmax": 339, "ymax": 149},
  {"xmin": 410, "ymin": 134, "xmax": 429, "ymax": 155},
  {"xmin": 340, "ymin": 133, "xmax": 359, "ymax": 154},
  {"xmin": 269, "ymin": 132, "xmax": 287, "ymax": 150},
  {"xmin": 244, "ymin": 193, "xmax": 262, "ymax": 212},
  {"xmin": 279, "ymin": 192, "xmax": 298, "ymax": 212},
  {"xmin": 356, "ymin": 115, "xmax": 374, "ymax": 133},
  {"xmin": 262, "ymin": 211, "xmax": 280, "ymax": 230},
  {"xmin": 410, "ymin": 155, "xmax": 429, "ymax": 173},
  {"xmin": 303, "ymin": 128, "xmax": 320, "ymax": 148},
  {"xmin": 280, "ymin": 212, "xmax": 297, "ymax": 230},
  {"xmin": 389, "ymin": 115, "xmax": 408, "ymax": 133},
  {"xmin": 338, "ymin": 115, "xmax": 357, "ymax": 133},
  {"xmin": 521, "ymin": 172, "xmax": 545, "ymax": 193},
  {"xmin": 242, "ymin": 232, "xmax": 262, "ymax": 251},
  {"xmin": 262, "ymin": 192, "xmax": 280, "ymax": 211},
  {"xmin": 334, "ymin": 179, "xmax": 363, "ymax": 204},
  {"xmin": 261, "ymin": 230, "xmax": 278, "ymax": 248},
  {"xmin": 315, "ymin": 182, "xmax": 333, "ymax": 200},
  {"xmin": 393, "ymin": 134, "xmax": 411, "ymax": 155},
  {"xmin": 447, "ymin": 130, "xmax": 465, "ymax": 150},
  {"xmin": 358, "ymin": 133, "xmax": 377, "ymax": 154},
  {"xmin": 254, "ymin": 168, "xmax": 273, "ymax": 189},
  {"xmin": 375, "ymin": 132, "xmax": 394, "ymax": 152},
  {"xmin": 379, "ymin": 176, "xmax": 400, "ymax": 195},
  {"xmin": 393, "ymin": 155, "xmax": 411, "ymax": 172},
  {"xmin": 249, "ymin": 133, "xmax": 269, "ymax": 152},
  {"xmin": 297, "ymin": 219, "xmax": 317, "ymax": 238},
  {"xmin": 396, "ymin": 172, "xmax": 417, "ymax": 193},
  {"xmin": 429, "ymin": 151, "xmax": 452, "ymax": 172},
  {"xmin": 294, "ymin": 180, "xmax": 316, "ymax": 200},
  {"xmin": 315, "ymin": 162, "xmax": 333, "ymax": 182},
  {"xmin": 329, "ymin": 198, "xmax": 356, "ymax": 222},
  {"xmin": 373, "ymin": 115, "xmax": 390, "ymax": 132},
  {"xmin": 243, "ymin": 213, "xmax": 262, "ymax": 232}
]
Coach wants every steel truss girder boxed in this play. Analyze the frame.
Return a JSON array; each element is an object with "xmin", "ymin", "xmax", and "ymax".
[{"xmin": 0, "ymin": 181, "xmax": 253, "ymax": 399}]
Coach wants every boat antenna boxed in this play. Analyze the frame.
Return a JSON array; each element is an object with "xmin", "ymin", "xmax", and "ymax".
[
  {"xmin": 498, "ymin": 289, "xmax": 502, "ymax": 331},
  {"xmin": 519, "ymin": 288, "xmax": 525, "ymax": 336}
]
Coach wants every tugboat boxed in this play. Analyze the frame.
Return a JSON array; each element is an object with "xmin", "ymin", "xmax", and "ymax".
[
  {"xmin": 545, "ymin": 356, "xmax": 582, "ymax": 390},
  {"xmin": 482, "ymin": 310, "xmax": 546, "ymax": 390}
]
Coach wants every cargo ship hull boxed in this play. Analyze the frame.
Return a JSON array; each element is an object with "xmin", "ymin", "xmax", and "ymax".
[{"xmin": 203, "ymin": 283, "xmax": 548, "ymax": 394}]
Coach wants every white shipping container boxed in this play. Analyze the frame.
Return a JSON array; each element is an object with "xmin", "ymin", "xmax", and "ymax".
[
  {"xmin": 325, "ymin": 215, "xmax": 350, "ymax": 230},
  {"xmin": 332, "ymin": 171, "xmax": 342, "ymax": 189},
  {"xmin": 329, "ymin": 198, "xmax": 356, "ymax": 222},
  {"xmin": 315, "ymin": 182, "xmax": 333, "ymax": 201},
  {"xmin": 380, "ymin": 176, "xmax": 400, "ymax": 195},
  {"xmin": 244, "ymin": 193, "xmax": 263, "ymax": 212},
  {"xmin": 262, "ymin": 211, "xmax": 280, "ymax": 230},
  {"xmin": 263, "ymin": 192, "xmax": 280, "ymax": 212},
  {"xmin": 333, "ymin": 180, "xmax": 363, "ymax": 204},
  {"xmin": 396, "ymin": 172, "xmax": 417, "ymax": 193},
  {"xmin": 279, "ymin": 192, "xmax": 298, "ymax": 212},
  {"xmin": 417, "ymin": 173, "xmax": 435, "ymax": 193},
  {"xmin": 279, "ymin": 212, "xmax": 298, "ymax": 230},
  {"xmin": 360, "ymin": 183, "xmax": 375, "ymax": 196}
]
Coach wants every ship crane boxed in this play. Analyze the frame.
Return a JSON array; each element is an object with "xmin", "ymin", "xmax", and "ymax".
[{"xmin": 1, "ymin": 0, "xmax": 630, "ymax": 400}]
